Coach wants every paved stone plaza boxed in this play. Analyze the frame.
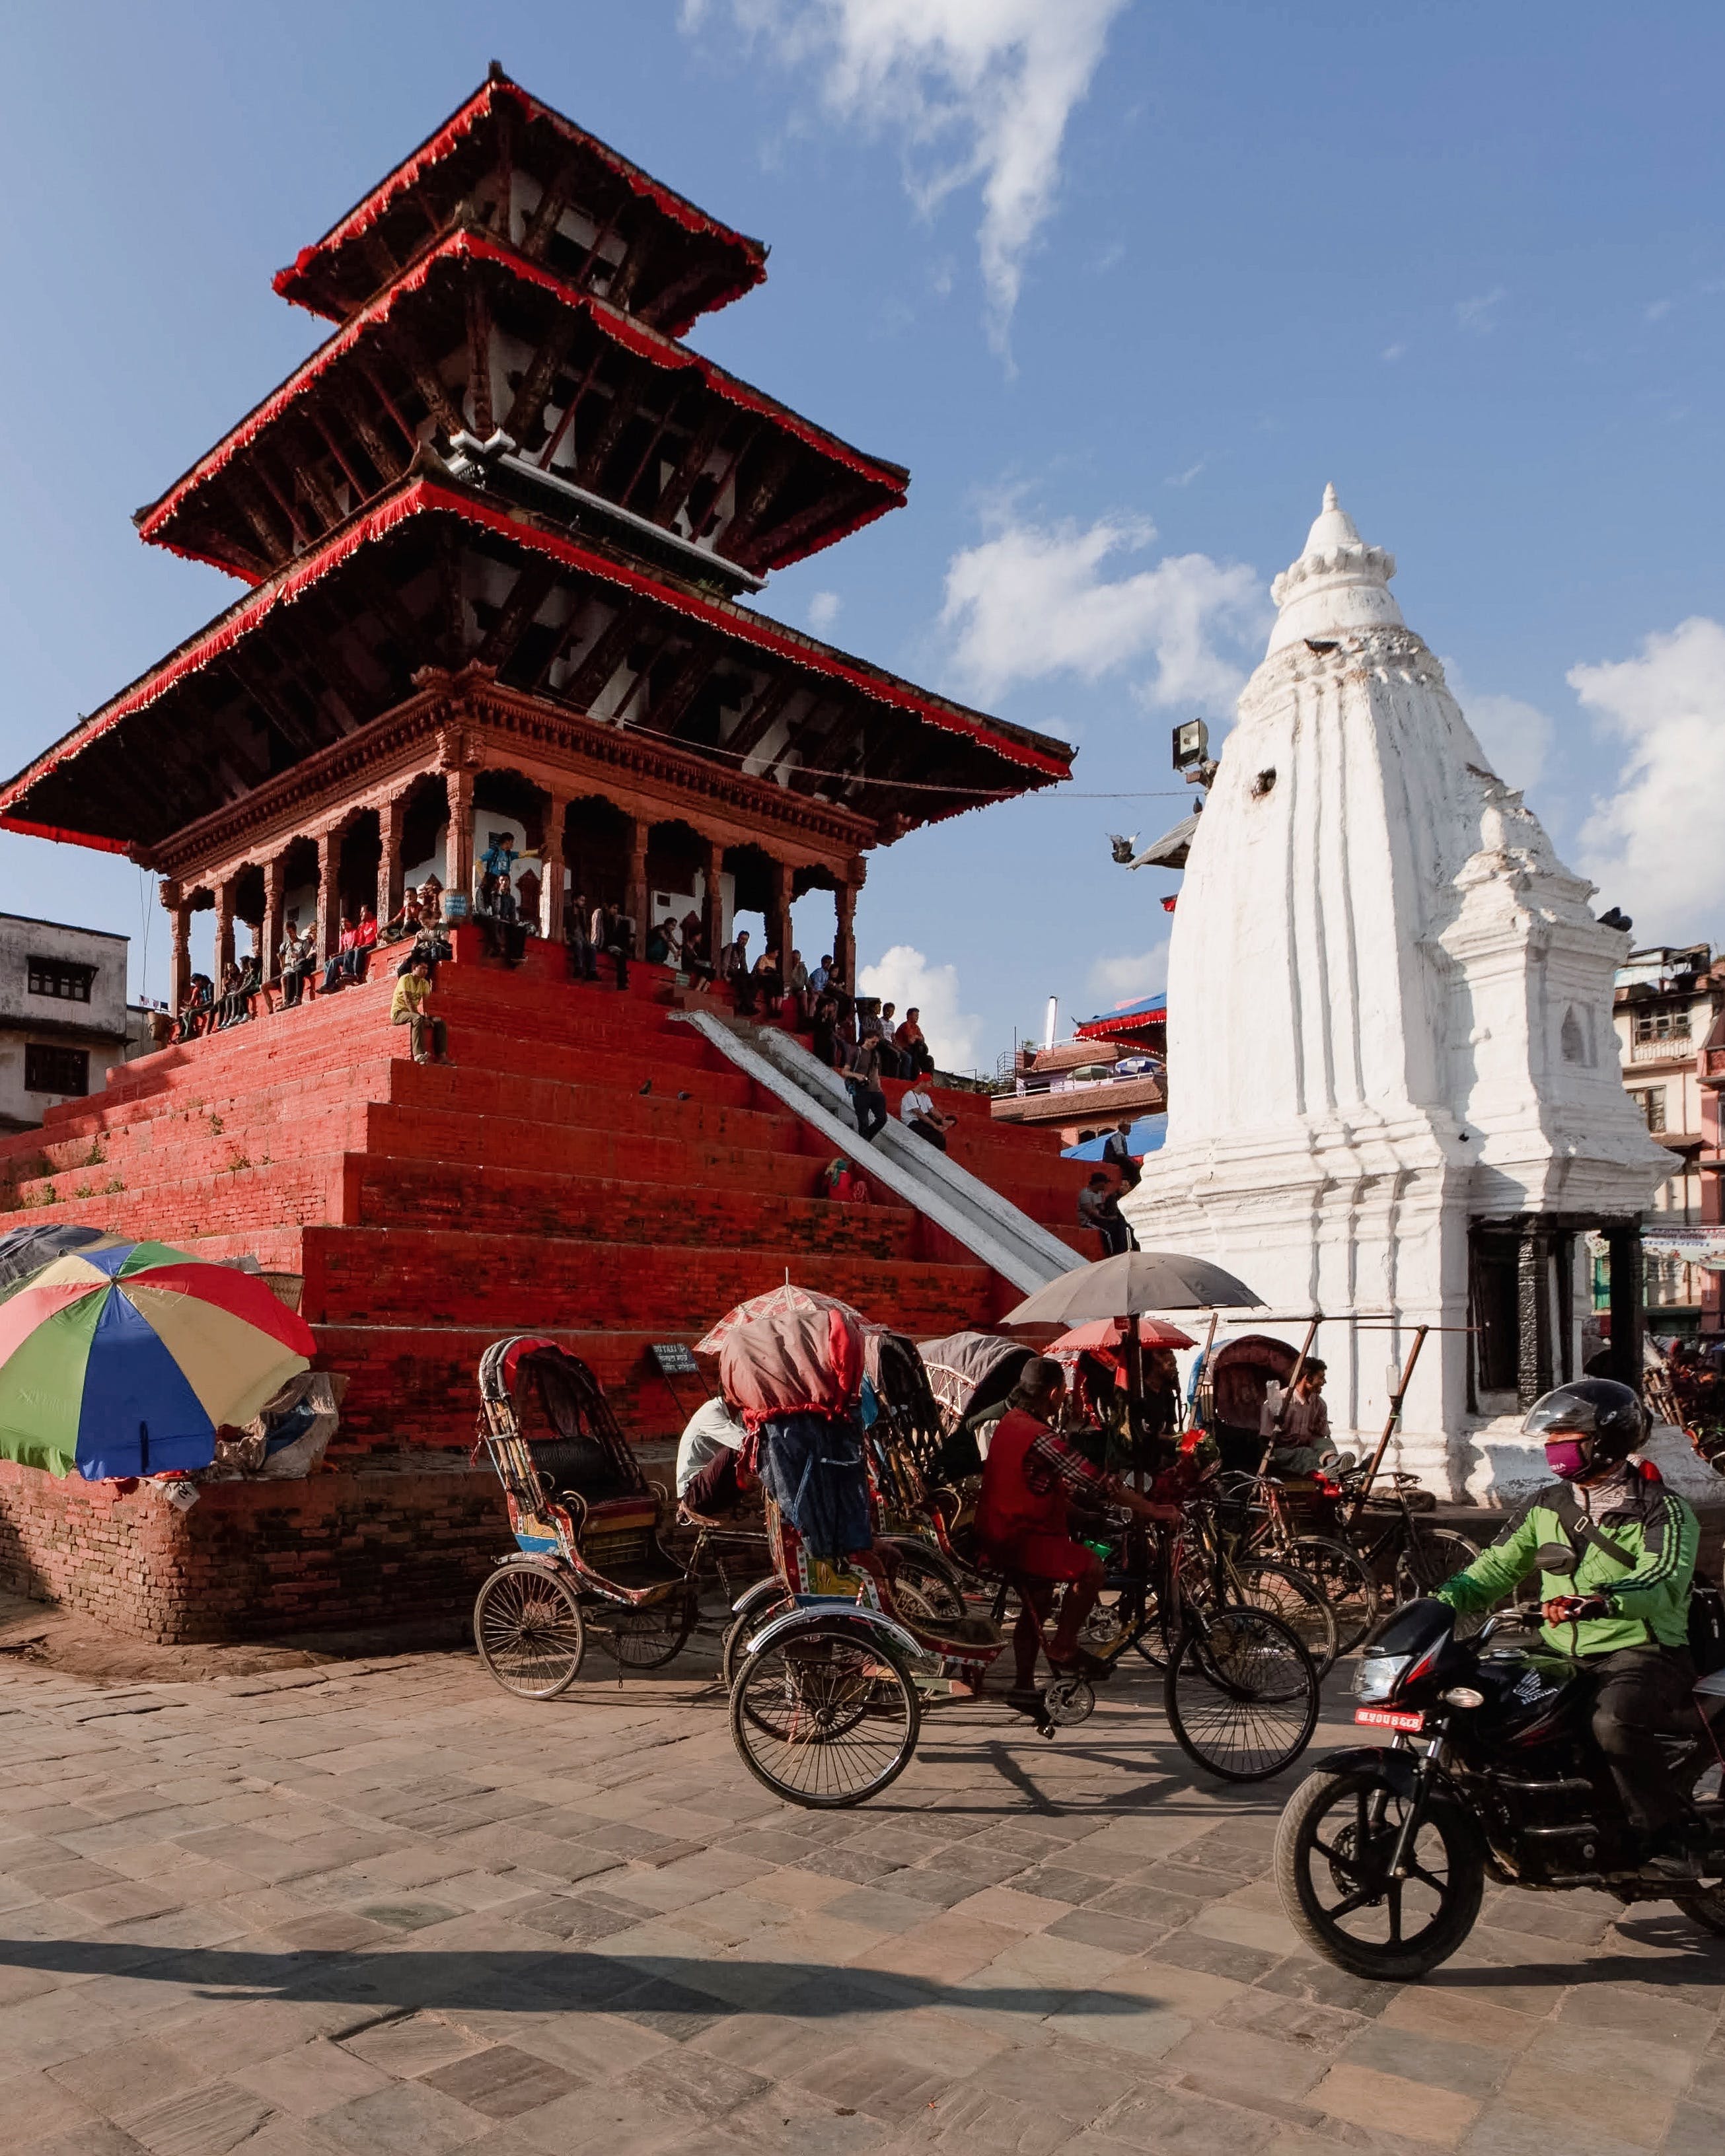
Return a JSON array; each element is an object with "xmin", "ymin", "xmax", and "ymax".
[{"xmin": 0, "ymin": 1643, "xmax": 1720, "ymax": 2156}]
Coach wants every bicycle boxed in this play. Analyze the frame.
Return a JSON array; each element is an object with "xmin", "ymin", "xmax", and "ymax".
[
  {"xmin": 1075, "ymin": 1504, "xmax": 1321, "ymax": 1782},
  {"xmin": 1085, "ymin": 1488, "xmax": 1340, "ymax": 1677}
]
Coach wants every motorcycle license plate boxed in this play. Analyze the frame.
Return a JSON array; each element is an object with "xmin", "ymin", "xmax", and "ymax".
[{"xmin": 1355, "ymin": 1706, "xmax": 1424, "ymax": 1733}]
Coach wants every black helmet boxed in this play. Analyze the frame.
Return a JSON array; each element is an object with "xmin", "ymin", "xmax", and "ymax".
[{"xmin": 1522, "ymin": 1379, "xmax": 1648, "ymax": 1472}]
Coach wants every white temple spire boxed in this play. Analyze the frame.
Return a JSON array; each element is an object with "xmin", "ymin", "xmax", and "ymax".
[
  {"xmin": 1132, "ymin": 485, "xmax": 1679, "ymax": 1501},
  {"xmin": 1266, "ymin": 484, "xmax": 1403, "ymax": 653}
]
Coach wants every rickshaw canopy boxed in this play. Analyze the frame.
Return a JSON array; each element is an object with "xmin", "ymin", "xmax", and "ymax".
[{"xmin": 697, "ymin": 1283, "xmax": 865, "ymax": 1431}]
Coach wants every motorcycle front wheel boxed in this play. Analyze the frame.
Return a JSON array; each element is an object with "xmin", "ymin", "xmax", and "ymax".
[{"xmin": 1274, "ymin": 1760, "xmax": 1485, "ymax": 1980}]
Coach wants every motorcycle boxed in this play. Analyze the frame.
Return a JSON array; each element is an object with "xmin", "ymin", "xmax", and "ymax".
[{"xmin": 1274, "ymin": 1593, "xmax": 1725, "ymax": 1978}]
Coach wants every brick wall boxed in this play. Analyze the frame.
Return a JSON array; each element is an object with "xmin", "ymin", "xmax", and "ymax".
[{"xmin": 0, "ymin": 1454, "xmax": 510, "ymax": 1643}]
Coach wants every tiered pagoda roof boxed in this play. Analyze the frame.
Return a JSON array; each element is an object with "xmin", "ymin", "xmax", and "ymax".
[
  {"xmin": 0, "ymin": 67, "xmax": 1071, "ymax": 865},
  {"xmin": 137, "ymin": 229, "xmax": 908, "ymax": 587},
  {"xmin": 273, "ymin": 69, "xmax": 768, "ymax": 333}
]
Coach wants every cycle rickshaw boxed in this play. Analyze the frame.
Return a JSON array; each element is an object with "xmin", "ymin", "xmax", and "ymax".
[
  {"xmin": 471, "ymin": 1335, "xmax": 696, "ymax": 1694},
  {"xmin": 712, "ymin": 1283, "xmax": 1320, "ymax": 1807}
]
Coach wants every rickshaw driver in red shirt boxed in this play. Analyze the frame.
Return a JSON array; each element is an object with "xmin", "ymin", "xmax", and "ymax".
[{"xmin": 976, "ymin": 1357, "xmax": 1180, "ymax": 1710}]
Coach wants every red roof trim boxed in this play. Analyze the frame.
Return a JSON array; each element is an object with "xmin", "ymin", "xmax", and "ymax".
[
  {"xmin": 0, "ymin": 815, "xmax": 133, "ymax": 855},
  {"xmin": 1074, "ymin": 1005, "xmax": 1167, "ymax": 1040},
  {"xmin": 142, "ymin": 231, "xmax": 904, "ymax": 556},
  {"xmin": 274, "ymin": 79, "xmax": 766, "ymax": 320},
  {"xmin": 1, "ymin": 480, "xmax": 1070, "ymax": 825}
]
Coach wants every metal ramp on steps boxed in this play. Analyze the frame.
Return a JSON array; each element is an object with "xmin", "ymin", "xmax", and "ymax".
[{"xmin": 670, "ymin": 1009, "xmax": 1078, "ymax": 1296}]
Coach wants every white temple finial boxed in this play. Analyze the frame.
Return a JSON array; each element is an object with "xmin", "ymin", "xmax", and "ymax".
[{"xmin": 1266, "ymin": 484, "xmax": 1403, "ymax": 654}]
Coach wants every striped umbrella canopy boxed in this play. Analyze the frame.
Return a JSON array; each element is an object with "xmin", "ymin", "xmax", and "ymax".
[{"xmin": 0, "ymin": 1241, "xmax": 316, "ymax": 1480}]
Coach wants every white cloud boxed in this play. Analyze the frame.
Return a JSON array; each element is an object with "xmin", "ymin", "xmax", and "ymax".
[
  {"xmin": 808, "ymin": 590, "xmax": 842, "ymax": 631},
  {"xmin": 1086, "ymin": 940, "xmax": 1169, "ymax": 1006},
  {"xmin": 1440, "ymin": 658, "xmax": 1555, "ymax": 793},
  {"xmin": 700, "ymin": 0, "xmax": 1129, "ymax": 350},
  {"xmin": 941, "ymin": 507, "xmax": 1265, "ymax": 707},
  {"xmin": 1645, "ymin": 297, "xmax": 1673, "ymax": 322},
  {"xmin": 1164, "ymin": 459, "xmax": 1206, "ymax": 488},
  {"xmin": 1572, "ymin": 617, "xmax": 1725, "ymax": 940},
  {"xmin": 1382, "ymin": 341, "xmax": 1407, "ymax": 362},
  {"xmin": 1456, "ymin": 286, "xmax": 1506, "ymax": 335},
  {"xmin": 858, "ymin": 943, "xmax": 982, "ymax": 1070}
]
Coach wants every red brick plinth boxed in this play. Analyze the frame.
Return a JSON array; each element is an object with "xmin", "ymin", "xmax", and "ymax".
[{"xmin": 0, "ymin": 935, "xmax": 1087, "ymax": 1638}]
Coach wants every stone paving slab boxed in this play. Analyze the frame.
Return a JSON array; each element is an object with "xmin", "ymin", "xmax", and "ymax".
[{"xmin": 0, "ymin": 1647, "xmax": 1719, "ymax": 2155}]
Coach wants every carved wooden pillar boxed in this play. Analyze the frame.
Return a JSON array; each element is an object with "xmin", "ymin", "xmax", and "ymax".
[
  {"xmin": 214, "ymin": 880, "xmax": 236, "ymax": 978},
  {"xmin": 262, "ymin": 857, "xmax": 285, "ymax": 982},
  {"xmin": 834, "ymin": 880, "xmax": 858, "ymax": 995},
  {"xmin": 377, "ymin": 793, "xmax": 406, "ymax": 925},
  {"xmin": 164, "ymin": 882, "xmax": 191, "ymax": 1015},
  {"xmin": 770, "ymin": 859, "xmax": 794, "ymax": 980},
  {"xmin": 626, "ymin": 816, "xmax": 649, "ymax": 960},
  {"xmin": 1515, "ymin": 1223, "xmax": 1555, "ymax": 1410},
  {"xmin": 702, "ymin": 838, "xmax": 725, "ymax": 965},
  {"xmin": 316, "ymin": 828, "xmax": 340, "ymax": 959},
  {"xmin": 445, "ymin": 768, "xmax": 474, "ymax": 908},
  {"xmin": 539, "ymin": 793, "xmax": 568, "ymax": 942}
]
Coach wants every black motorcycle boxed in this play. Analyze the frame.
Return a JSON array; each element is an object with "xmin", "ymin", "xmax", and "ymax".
[{"xmin": 1274, "ymin": 1595, "xmax": 1725, "ymax": 1978}]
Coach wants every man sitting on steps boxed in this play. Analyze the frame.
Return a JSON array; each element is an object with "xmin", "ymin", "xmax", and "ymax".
[{"xmin": 390, "ymin": 960, "xmax": 449, "ymax": 1065}]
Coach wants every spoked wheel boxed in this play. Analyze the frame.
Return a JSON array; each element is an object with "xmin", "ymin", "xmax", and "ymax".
[
  {"xmin": 1164, "ymin": 1605, "xmax": 1319, "ymax": 1782},
  {"xmin": 1395, "ymin": 1528, "xmax": 1481, "ymax": 1624},
  {"xmin": 885, "ymin": 1544, "xmax": 969, "ymax": 1626},
  {"xmin": 1274, "ymin": 1762, "xmax": 1485, "ymax": 1978},
  {"xmin": 1077, "ymin": 1565, "xmax": 1168, "ymax": 1667},
  {"xmin": 1233, "ymin": 1560, "xmax": 1340, "ymax": 1678},
  {"xmin": 720, "ymin": 1579, "xmax": 791, "ymax": 1692},
  {"xmin": 729, "ymin": 1618, "xmax": 921, "ymax": 1809},
  {"xmin": 474, "ymin": 1562, "xmax": 587, "ymax": 1698},
  {"xmin": 1290, "ymin": 1535, "xmax": 1379, "ymax": 1655},
  {"xmin": 591, "ymin": 1585, "xmax": 698, "ymax": 1672}
]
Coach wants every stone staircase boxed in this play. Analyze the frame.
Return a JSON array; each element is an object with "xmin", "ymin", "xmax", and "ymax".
[{"xmin": 0, "ymin": 931, "xmax": 1090, "ymax": 1455}]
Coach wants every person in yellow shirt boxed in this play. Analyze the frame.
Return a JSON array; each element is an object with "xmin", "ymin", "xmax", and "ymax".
[{"xmin": 390, "ymin": 960, "xmax": 448, "ymax": 1063}]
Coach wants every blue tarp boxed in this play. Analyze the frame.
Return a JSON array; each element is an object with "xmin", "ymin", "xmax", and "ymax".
[{"xmin": 1062, "ymin": 1114, "xmax": 1167, "ymax": 1161}]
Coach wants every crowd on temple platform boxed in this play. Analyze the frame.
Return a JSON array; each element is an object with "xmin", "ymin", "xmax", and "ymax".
[
  {"xmin": 169, "ymin": 878, "xmax": 457, "ymax": 1060},
  {"xmin": 161, "ymin": 869, "xmax": 961, "ymax": 1156}
]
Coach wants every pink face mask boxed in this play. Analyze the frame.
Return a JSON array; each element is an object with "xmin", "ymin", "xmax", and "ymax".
[{"xmin": 1544, "ymin": 1437, "xmax": 1592, "ymax": 1481}]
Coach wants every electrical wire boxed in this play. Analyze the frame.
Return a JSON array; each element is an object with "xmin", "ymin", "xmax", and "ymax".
[{"xmin": 632, "ymin": 731, "xmax": 1193, "ymax": 801}]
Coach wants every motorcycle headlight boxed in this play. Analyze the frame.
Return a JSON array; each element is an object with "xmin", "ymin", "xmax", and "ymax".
[{"xmin": 1353, "ymin": 1652, "xmax": 1413, "ymax": 1704}]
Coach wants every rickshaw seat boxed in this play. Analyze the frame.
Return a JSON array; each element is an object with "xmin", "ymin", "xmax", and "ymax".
[{"xmin": 529, "ymin": 1435, "xmax": 636, "ymax": 1506}]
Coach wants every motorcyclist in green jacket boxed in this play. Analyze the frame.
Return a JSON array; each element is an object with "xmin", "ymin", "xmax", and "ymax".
[{"xmin": 1434, "ymin": 1379, "xmax": 1706, "ymax": 1880}]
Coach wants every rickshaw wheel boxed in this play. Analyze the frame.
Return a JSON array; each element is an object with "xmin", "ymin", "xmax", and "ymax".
[
  {"xmin": 593, "ymin": 1587, "xmax": 698, "ymax": 1672},
  {"xmin": 730, "ymin": 1618, "xmax": 920, "ymax": 1808},
  {"xmin": 721, "ymin": 1581, "xmax": 791, "ymax": 1691},
  {"xmin": 474, "ymin": 1562, "xmax": 587, "ymax": 1698},
  {"xmin": 883, "ymin": 1542, "xmax": 968, "ymax": 1624}
]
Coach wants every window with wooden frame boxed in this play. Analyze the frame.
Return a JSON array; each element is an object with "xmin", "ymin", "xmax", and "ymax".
[
  {"xmin": 24, "ymin": 1044, "xmax": 90, "ymax": 1096},
  {"xmin": 1631, "ymin": 1087, "xmax": 1668, "ymax": 1133},
  {"xmin": 26, "ymin": 956, "xmax": 96, "ymax": 1003},
  {"xmin": 1633, "ymin": 1003, "xmax": 1690, "ymax": 1044}
]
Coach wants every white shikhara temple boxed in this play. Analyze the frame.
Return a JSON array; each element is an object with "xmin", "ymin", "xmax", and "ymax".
[{"xmin": 1128, "ymin": 487, "xmax": 1695, "ymax": 1499}]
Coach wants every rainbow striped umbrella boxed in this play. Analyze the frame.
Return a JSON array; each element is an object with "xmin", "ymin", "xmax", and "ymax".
[{"xmin": 0, "ymin": 1241, "xmax": 315, "ymax": 1480}]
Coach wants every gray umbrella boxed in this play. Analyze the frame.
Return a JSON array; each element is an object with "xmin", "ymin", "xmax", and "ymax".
[{"xmin": 1003, "ymin": 1250, "xmax": 1263, "ymax": 1326}]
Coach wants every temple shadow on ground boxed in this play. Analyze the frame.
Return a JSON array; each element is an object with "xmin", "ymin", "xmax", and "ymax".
[{"xmin": 0, "ymin": 1938, "xmax": 1144, "ymax": 2023}]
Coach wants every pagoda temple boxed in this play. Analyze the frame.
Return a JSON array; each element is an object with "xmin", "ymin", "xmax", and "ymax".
[{"xmin": 0, "ymin": 70, "xmax": 1083, "ymax": 1640}]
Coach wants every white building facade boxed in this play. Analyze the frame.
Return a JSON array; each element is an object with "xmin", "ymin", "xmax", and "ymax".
[
  {"xmin": 0, "ymin": 914, "xmax": 135, "ymax": 1132},
  {"xmin": 1128, "ymin": 489, "xmax": 1695, "ymax": 1500}
]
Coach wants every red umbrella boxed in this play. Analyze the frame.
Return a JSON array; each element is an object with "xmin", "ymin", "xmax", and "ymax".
[{"xmin": 1050, "ymin": 1316, "xmax": 1196, "ymax": 1354}]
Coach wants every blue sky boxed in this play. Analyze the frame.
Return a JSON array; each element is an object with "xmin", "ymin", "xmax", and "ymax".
[{"xmin": 3, "ymin": 2, "xmax": 1723, "ymax": 1069}]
